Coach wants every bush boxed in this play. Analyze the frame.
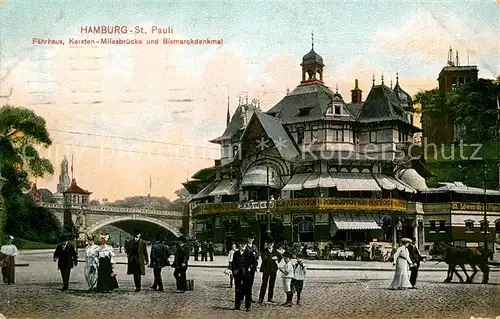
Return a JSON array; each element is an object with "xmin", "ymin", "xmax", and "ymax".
[{"xmin": 14, "ymin": 238, "xmax": 57, "ymax": 250}]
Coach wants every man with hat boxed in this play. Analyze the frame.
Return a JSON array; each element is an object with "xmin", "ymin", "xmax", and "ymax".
[
  {"xmin": 53, "ymin": 234, "xmax": 78, "ymax": 291},
  {"xmin": 127, "ymin": 229, "xmax": 148, "ymax": 292},
  {"xmin": 258, "ymin": 237, "xmax": 282, "ymax": 303},
  {"xmin": 407, "ymin": 237, "xmax": 423, "ymax": 289},
  {"xmin": 245, "ymin": 232, "xmax": 259, "ymax": 301},
  {"xmin": 172, "ymin": 235, "xmax": 190, "ymax": 293}
]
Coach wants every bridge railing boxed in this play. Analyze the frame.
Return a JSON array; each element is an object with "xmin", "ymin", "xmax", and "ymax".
[{"xmin": 41, "ymin": 203, "xmax": 183, "ymax": 217}]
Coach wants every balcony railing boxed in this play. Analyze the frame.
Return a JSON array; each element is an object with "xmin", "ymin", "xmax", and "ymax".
[{"xmin": 192, "ymin": 197, "xmax": 407, "ymax": 217}]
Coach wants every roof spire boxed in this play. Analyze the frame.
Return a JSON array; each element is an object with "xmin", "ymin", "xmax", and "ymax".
[
  {"xmin": 372, "ymin": 74, "xmax": 375, "ymax": 87},
  {"xmin": 396, "ymin": 72, "xmax": 399, "ymax": 85},
  {"xmin": 286, "ymin": 84, "xmax": 290, "ymax": 95},
  {"xmin": 381, "ymin": 73, "xmax": 384, "ymax": 85},
  {"xmin": 226, "ymin": 96, "xmax": 230, "ymax": 127},
  {"xmin": 390, "ymin": 79, "xmax": 393, "ymax": 89},
  {"xmin": 448, "ymin": 46, "xmax": 455, "ymax": 66},
  {"xmin": 311, "ymin": 30, "xmax": 314, "ymax": 50},
  {"xmin": 335, "ymin": 83, "xmax": 339, "ymax": 94},
  {"xmin": 456, "ymin": 50, "xmax": 460, "ymax": 66}
]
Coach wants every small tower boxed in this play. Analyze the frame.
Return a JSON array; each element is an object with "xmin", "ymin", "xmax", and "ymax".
[
  {"xmin": 300, "ymin": 31, "xmax": 325, "ymax": 86},
  {"xmin": 63, "ymin": 178, "xmax": 92, "ymax": 206},
  {"xmin": 351, "ymin": 79, "xmax": 363, "ymax": 103},
  {"xmin": 226, "ymin": 96, "xmax": 230, "ymax": 127}
]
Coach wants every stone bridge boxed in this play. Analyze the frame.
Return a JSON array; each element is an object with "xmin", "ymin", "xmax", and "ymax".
[{"xmin": 41, "ymin": 203, "xmax": 184, "ymax": 239}]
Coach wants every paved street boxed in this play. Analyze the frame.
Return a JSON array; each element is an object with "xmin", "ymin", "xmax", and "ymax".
[{"xmin": 1, "ymin": 251, "xmax": 499, "ymax": 319}]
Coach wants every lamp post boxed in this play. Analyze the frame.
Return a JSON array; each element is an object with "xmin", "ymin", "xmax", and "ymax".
[
  {"xmin": 119, "ymin": 231, "xmax": 122, "ymax": 253},
  {"xmin": 266, "ymin": 160, "xmax": 271, "ymax": 237},
  {"xmin": 0, "ymin": 173, "xmax": 6, "ymax": 245},
  {"xmin": 483, "ymin": 162, "xmax": 488, "ymax": 253}
]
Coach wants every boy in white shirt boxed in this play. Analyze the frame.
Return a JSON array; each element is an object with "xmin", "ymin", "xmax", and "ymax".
[
  {"xmin": 278, "ymin": 251, "xmax": 294, "ymax": 307},
  {"xmin": 292, "ymin": 253, "xmax": 306, "ymax": 305}
]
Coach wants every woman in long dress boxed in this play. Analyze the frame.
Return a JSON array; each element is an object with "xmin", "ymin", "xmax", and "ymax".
[
  {"xmin": 84, "ymin": 235, "xmax": 99, "ymax": 291},
  {"xmin": 0, "ymin": 235, "xmax": 19, "ymax": 285},
  {"xmin": 95, "ymin": 233, "xmax": 119, "ymax": 293},
  {"xmin": 389, "ymin": 238, "xmax": 413, "ymax": 290}
]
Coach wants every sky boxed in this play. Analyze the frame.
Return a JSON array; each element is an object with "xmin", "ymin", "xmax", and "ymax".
[{"xmin": 0, "ymin": 0, "xmax": 498, "ymax": 201}]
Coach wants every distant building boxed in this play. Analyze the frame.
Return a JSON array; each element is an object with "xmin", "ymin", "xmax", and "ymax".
[
  {"xmin": 422, "ymin": 47, "xmax": 479, "ymax": 145},
  {"xmin": 54, "ymin": 156, "xmax": 71, "ymax": 204}
]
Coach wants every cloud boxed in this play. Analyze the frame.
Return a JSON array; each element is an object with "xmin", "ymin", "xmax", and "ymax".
[{"xmin": 371, "ymin": 9, "xmax": 498, "ymax": 67}]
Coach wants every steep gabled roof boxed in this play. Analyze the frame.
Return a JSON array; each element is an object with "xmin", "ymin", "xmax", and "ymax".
[
  {"xmin": 210, "ymin": 103, "xmax": 258, "ymax": 143},
  {"xmin": 266, "ymin": 84, "xmax": 355, "ymax": 123},
  {"xmin": 241, "ymin": 111, "xmax": 300, "ymax": 160},
  {"xmin": 356, "ymin": 85, "xmax": 407, "ymax": 123}
]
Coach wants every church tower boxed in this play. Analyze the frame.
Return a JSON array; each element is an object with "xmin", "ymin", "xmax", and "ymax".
[{"xmin": 299, "ymin": 32, "xmax": 325, "ymax": 86}]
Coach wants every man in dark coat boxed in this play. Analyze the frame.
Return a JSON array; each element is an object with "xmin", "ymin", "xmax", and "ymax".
[
  {"xmin": 201, "ymin": 241, "xmax": 208, "ymax": 261},
  {"xmin": 258, "ymin": 237, "xmax": 282, "ymax": 303},
  {"xmin": 232, "ymin": 238, "xmax": 258, "ymax": 311},
  {"xmin": 193, "ymin": 240, "xmax": 200, "ymax": 261},
  {"xmin": 208, "ymin": 241, "xmax": 214, "ymax": 261},
  {"xmin": 149, "ymin": 234, "xmax": 170, "ymax": 291},
  {"xmin": 127, "ymin": 230, "xmax": 149, "ymax": 292},
  {"xmin": 245, "ymin": 232, "xmax": 259, "ymax": 302},
  {"xmin": 172, "ymin": 235, "xmax": 190, "ymax": 292},
  {"xmin": 53, "ymin": 234, "xmax": 78, "ymax": 291},
  {"xmin": 408, "ymin": 237, "xmax": 423, "ymax": 288}
]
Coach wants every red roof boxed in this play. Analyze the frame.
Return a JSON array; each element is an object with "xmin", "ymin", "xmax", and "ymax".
[{"xmin": 63, "ymin": 178, "xmax": 92, "ymax": 195}]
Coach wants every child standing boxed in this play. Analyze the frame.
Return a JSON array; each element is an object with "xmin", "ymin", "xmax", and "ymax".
[
  {"xmin": 292, "ymin": 253, "xmax": 306, "ymax": 305},
  {"xmin": 227, "ymin": 243, "xmax": 236, "ymax": 288},
  {"xmin": 278, "ymin": 251, "xmax": 294, "ymax": 307}
]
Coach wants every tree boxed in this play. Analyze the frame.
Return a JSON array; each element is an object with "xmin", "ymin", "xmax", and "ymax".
[
  {"xmin": 89, "ymin": 199, "xmax": 101, "ymax": 206},
  {"xmin": 0, "ymin": 105, "xmax": 54, "ymax": 244}
]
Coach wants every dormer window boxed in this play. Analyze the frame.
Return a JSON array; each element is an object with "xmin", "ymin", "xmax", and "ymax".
[
  {"xmin": 335, "ymin": 105, "xmax": 341, "ymax": 115},
  {"xmin": 298, "ymin": 107, "xmax": 311, "ymax": 117},
  {"xmin": 326, "ymin": 106, "xmax": 333, "ymax": 115},
  {"xmin": 232, "ymin": 145, "xmax": 239, "ymax": 157}
]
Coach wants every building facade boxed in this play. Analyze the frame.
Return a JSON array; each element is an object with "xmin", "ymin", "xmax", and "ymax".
[{"xmin": 185, "ymin": 45, "xmax": 500, "ymax": 255}]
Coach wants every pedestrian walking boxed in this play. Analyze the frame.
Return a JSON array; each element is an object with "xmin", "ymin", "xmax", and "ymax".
[
  {"xmin": 149, "ymin": 234, "xmax": 170, "ymax": 291},
  {"xmin": 227, "ymin": 243, "xmax": 236, "ymax": 288},
  {"xmin": 84, "ymin": 235, "xmax": 99, "ymax": 291},
  {"xmin": 291, "ymin": 253, "xmax": 306, "ymax": 305},
  {"xmin": 193, "ymin": 240, "xmax": 200, "ymax": 261},
  {"xmin": 95, "ymin": 233, "xmax": 118, "ymax": 293},
  {"xmin": 0, "ymin": 235, "xmax": 19, "ymax": 285},
  {"xmin": 53, "ymin": 234, "xmax": 78, "ymax": 291},
  {"xmin": 172, "ymin": 236, "xmax": 189, "ymax": 293},
  {"xmin": 232, "ymin": 239, "xmax": 258, "ymax": 311},
  {"xmin": 258, "ymin": 237, "xmax": 281, "ymax": 303},
  {"xmin": 408, "ymin": 237, "xmax": 423, "ymax": 289},
  {"xmin": 389, "ymin": 238, "xmax": 413, "ymax": 290},
  {"xmin": 278, "ymin": 252, "xmax": 294, "ymax": 307},
  {"xmin": 126, "ymin": 230, "xmax": 148, "ymax": 292},
  {"xmin": 208, "ymin": 241, "xmax": 214, "ymax": 262},
  {"xmin": 245, "ymin": 232, "xmax": 259, "ymax": 297},
  {"xmin": 201, "ymin": 241, "xmax": 208, "ymax": 261}
]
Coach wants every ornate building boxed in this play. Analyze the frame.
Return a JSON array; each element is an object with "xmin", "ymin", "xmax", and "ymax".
[{"xmin": 185, "ymin": 44, "xmax": 500, "ymax": 254}]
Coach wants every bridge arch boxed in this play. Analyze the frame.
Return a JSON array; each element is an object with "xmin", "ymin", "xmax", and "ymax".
[{"xmin": 86, "ymin": 215, "xmax": 182, "ymax": 237}]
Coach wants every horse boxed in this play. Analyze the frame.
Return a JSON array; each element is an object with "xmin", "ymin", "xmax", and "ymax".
[{"xmin": 429, "ymin": 241, "xmax": 490, "ymax": 284}]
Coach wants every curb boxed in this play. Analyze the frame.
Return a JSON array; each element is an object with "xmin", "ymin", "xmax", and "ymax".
[{"xmin": 76, "ymin": 260, "xmax": 499, "ymax": 272}]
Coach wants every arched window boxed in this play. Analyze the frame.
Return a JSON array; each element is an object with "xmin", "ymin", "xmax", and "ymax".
[
  {"xmin": 496, "ymin": 220, "xmax": 500, "ymax": 233},
  {"xmin": 480, "ymin": 220, "xmax": 490, "ymax": 233},
  {"xmin": 464, "ymin": 220, "xmax": 474, "ymax": 232},
  {"xmin": 232, "ymin": 145, "xmax": 239, "ymax": 157}
]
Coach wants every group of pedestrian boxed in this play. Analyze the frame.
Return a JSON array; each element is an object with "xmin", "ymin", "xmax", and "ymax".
[
  {"xmin": 228, "ymin": 234, "xmax": 307, "ymax": 312},
  {"xmin": 193, "ymin": 240, "xmax": 214, "ymax": 262},
  {"xmin": 389, "ymin": 237, "xmax": 423, "ymax": 290}
]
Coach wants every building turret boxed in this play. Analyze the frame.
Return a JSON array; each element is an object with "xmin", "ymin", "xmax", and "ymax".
[{"xmin": 351, "ymin": 79, "xmax": 362, "ymax": 103}]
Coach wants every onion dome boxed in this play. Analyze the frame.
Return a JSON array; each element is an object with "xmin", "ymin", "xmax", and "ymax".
[{"xmin": 302, "ymin": 48, "xmax": 324, "ymax": 66}]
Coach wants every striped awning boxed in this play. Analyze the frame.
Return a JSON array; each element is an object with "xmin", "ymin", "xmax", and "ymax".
[
  {"xmin": 209, "ymin": 179, "xmax": 239, "ymax": 196},
  {"xmin": 373, "ymin": 174, "xmax": 416, "ymax": 193},
  {"xmin": 282, "ymin": 173, "xmax": 311, "ymax": 191},
  {"xmin": 191, "ymin": 180, "xmax": 219, "ymax": 200},
  {"xmin": 241, "ymin": 165, "xmax": 283, "ymax": 188},
  {"xmin": 331, "ymin": 173, "xmax": 381, "ymax": 191},
  {"xmin": 303, "ymin": 173, "xmax": 336, "ymax": 189},
  {"xmin": 331, "ymin": 214, "xmax": 381, "ymax": 230}
]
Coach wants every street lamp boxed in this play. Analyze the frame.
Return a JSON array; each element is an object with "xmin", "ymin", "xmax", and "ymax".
[
  {"xmin": 482, "ymin": 163, "xmax": 488, "ymax": 254},
  {"xmin": 119, "ymin": 231, "xmax": 122, "ymax": 253},
  {"xmin": 266, "ymin": 161, "xmax": 271, "ymax": 237}
]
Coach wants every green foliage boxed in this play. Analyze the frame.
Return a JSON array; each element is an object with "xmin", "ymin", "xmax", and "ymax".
[
  {"xmin": 107, "ymin": 188, "xmax": 188, "ymax": 211},
  {"xmin": 0, "ymin": 105, "xmax": 55, "ymax": 244},
  {"xmin": 14, "ymin": 238, "xmax": 57, "ymax": 250}
]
